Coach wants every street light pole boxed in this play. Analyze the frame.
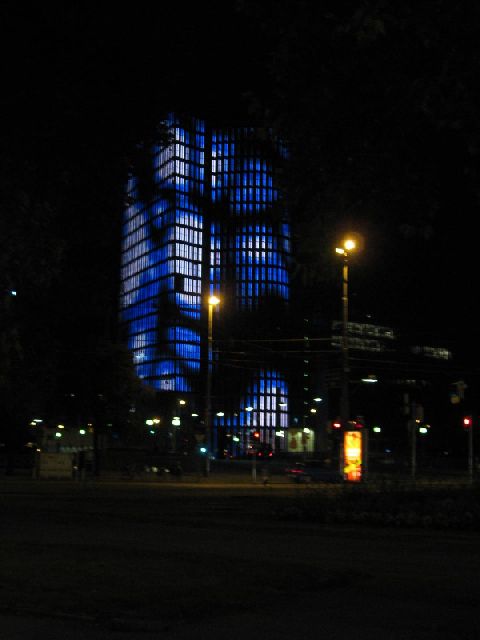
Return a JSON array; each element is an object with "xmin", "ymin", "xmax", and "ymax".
[
  {"xmin": 204, "ymin": 295, "xmax": 220, "ymax": 476},
  {"xmin": 336, "ymin": 238, "xmax": 358, "ymax": 478},
  {"xmin": 341, "ymin": 252, "xmax": 350, "ymax": 425},
  {"xmin": 336, "ymin": 239, "xmax": 357, "ymax": 426}
]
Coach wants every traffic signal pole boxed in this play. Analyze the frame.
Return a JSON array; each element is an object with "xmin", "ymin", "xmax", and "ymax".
[
  {"xmin": 410, "ymin": 416, "xmax": 416, "ymax": 482},
  {"xmin": 362, "ymin": 427, "xmax": 369, "ymax": 482},
  {"xmin": 463, "ymin": 416, "xmax": 474, "ymax": 484},
  {"xmin": 468, "ymin": 420, "xmax": 474, "ymax": 485},
  {"xmin": 250, "ymin": 430, "xmax": 259, "ymax": 482}
]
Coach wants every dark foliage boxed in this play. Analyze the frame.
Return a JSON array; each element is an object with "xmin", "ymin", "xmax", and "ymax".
[
  {"xmin": 239, "ymin": 0, "xmax": 480, "ymax": 346},
  {"xmin": 276, "ymin": 482, "xmax": 480, "ymax": 529}
]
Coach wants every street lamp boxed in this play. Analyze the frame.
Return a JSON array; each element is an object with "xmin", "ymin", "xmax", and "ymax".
[
  {"xmin": 335, "ymin": 237, "xmax": 358, "ymax": 426},
  {"xmin": 204, "ymin": 294, "xmax": 220, "ymax": 476}
]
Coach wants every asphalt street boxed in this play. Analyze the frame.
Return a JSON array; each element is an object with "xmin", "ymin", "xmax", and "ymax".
[{"xmin": 1, "ymin": 478, "xmax": 479, "ymax": 639}]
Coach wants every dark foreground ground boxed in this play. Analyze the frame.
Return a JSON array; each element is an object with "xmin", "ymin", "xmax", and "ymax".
[{"xmin": 1, "ymin": 477, "xmax": 479, "ymax": 639}]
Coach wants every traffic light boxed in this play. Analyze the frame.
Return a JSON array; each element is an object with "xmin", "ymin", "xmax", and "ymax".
[
  {"xmin": 451, "ymin": 381, "xmax": 467, "ymax": 404},
  {"xmin": 463, "ymin": 416, "xmax": 473, "ymax": 429},
  {"xmin": 354, "ymin": 416, "xmax": 365, "ymax": 429},
  {"xmin": 250, "ymin": 430, "xmax": 260, "ymax": 441},
  {"xmin": 331, "ymin": 420, "xmax": 342, "ymax": 430}
]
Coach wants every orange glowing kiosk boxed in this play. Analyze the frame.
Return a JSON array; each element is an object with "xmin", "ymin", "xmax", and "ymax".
[{"xmin": 343, "ymin": 430, "xmax": 362, "ymax": 481}]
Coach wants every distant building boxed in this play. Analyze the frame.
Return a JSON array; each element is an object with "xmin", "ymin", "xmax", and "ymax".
[
  {"xmin": 410, "ymin": 345, "xmax": 451, "ymax": 360},
  {"xmin": 331, "ymin": 320, "xmax": 396, "ymax": 353},
  {"xmin": 327, "ymin": 318, "xmax": 455, "ymax": 454},
  {"xmin": 119, "ymin": 115, "xmax": 291, "ymax": 455},
  {"xmin": 331, "ymin": 319, "xmax": 451, "ymax": 362}
]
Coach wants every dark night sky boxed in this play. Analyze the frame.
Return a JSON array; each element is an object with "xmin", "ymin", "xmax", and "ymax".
[{"xmin": 2, "ymin": 2, "xmax": 479, "ymax": 369}]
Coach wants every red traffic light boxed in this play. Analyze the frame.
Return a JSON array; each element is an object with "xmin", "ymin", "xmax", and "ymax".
[
  {"xmin": 252, "ymin": 430, "xmax": 260, "ymax": 439},
  {"xmin": 463, "ymin": 416, "xmax": 473, "ymax": 429},
  {"xmin": 332, "ymin": 421, "xmax": 342, "ymax": 430}
]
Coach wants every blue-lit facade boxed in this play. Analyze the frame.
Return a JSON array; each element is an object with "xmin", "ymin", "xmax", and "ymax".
[{"xmin": 120, "ymin": 115, "xmax": 290, "ymax": 454}]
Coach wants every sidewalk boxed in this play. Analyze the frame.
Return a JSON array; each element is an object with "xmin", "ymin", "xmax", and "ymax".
[{"xmin": 97, "ymin": 472, "xmax": 289, "ymax": 487}]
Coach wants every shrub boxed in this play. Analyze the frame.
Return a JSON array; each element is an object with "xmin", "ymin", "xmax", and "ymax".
[{"xmin": 275, "ymin": 484, "xmax": 480, "ymax": 530}]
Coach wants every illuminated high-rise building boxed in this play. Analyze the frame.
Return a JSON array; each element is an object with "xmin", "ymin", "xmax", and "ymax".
[{"xmin": 119, "ymin": 115, "xmax": 290, "ymax": 455}]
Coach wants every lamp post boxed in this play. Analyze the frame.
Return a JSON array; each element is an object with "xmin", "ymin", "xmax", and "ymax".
[
  {"xmin": 335, "ymin": 238, "xmax": 357, "ymax": 426},
  {"xmin": 335, "ymin": 238, "xmax": 358, "ymax": 478},
  {"xmin": 204, "ymin": 295, "xmax": 220, "ymax": 476}
]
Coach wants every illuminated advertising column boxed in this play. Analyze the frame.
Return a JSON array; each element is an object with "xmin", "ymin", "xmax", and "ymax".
[{"xmin": 343, "ymin": 430, "xmax": 362, "ymax": 482}]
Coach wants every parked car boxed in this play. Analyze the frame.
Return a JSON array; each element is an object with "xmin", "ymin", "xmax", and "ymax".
[{"xmin": 285, "ymin": 461, "xmax": 344, "ymax": 483}]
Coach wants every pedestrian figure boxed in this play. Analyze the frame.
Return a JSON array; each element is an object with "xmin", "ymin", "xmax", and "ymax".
[
  {"xmin": 171, "ymin": 462, "xmax": 183, "ymax": 480},
  {"xmin": 78, "ymin": 451, "xmax": 86, "ymax": 482},
  {"xmin": 261, "ymin": 465, "xmax": 269, "ymax": 486}
]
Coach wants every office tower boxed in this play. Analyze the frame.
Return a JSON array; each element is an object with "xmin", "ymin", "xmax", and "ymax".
[{"xmin": 120, "ymin": 115, "xmax": 290, "ymax": 455}]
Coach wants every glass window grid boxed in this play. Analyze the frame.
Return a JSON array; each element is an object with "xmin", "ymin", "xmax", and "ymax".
[
  {"xmin": 213, "ymin": 369, "xmax": 289, "ymax": 454},
  {"xmin": 121, "ymin": 118, "xmax": 290, "ymax": 426}
]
